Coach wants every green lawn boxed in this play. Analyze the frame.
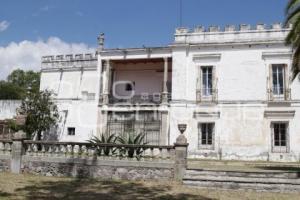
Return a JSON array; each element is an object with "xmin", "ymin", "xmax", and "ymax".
[{"xmin": 0, "ymin": 173, "xmax": 299, "ymax": 200}]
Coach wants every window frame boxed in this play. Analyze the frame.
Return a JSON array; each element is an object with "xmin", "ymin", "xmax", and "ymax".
[
  {"xmin": 197, "ymin": 65, "xmax": 217, "ymax": 103},
  {"xmin": 272, "ymin": 64, "xmax": 285, "ymax": 96},
  {"xmin": 198, "ymin": 122, "xmax": 215, "ymax": 150},
  {"xmin": 269, "ymin": 63, "xmax": 289, "ymax": 101},
  {"xmin": 271, "ymin": 121, "xmax": 289, "ymax": 153},
  {"xmin": 201, "ymin": 66, "xmax": 213, "ymax": 97}
]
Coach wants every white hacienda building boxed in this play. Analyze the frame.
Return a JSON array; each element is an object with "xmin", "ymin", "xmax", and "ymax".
[{"xmin": 39, "ymin": 23, "xmax": 300, "ymax": 162}]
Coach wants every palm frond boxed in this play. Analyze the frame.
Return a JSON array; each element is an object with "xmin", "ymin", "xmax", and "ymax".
[
  {"xmin": 285, "ymin": 6, "xmax": 300, "ymax": 25},
  {"xmin": 285, "ymin": 15, "xmax": 300, "ymax": 45},
  {"xmin": 292, "ymin": 46, "xmax": 300, "ymax": 80},
  {"xmin": 286, "ymin": 0, "xmax": 300, "ymax": 14}
]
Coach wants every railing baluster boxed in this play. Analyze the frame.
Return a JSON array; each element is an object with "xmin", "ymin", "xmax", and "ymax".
[
  {"xmin": 5, "ymin": 140, "xmax": 175, "ymax": 162},
  {"xmin": 150, "ymin": 147, "xmax": 154, "ymax": 160}
]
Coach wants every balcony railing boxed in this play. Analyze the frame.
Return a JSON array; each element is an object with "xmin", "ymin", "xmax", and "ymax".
[
  {"xmin": 267, "ymin": 88, "xmax": 291, "ymax": 102},
  {"xmin": 108, "ymin": 93, "xmax": 171, "ymax": 105},
  {"xmin": 196, "ymin": 89, "xmax": 218, "ymax": 103}
]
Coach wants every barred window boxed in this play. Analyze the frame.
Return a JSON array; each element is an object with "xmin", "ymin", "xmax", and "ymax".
[
  {"xmin": 198, "ymin": 123, "xmax": 214, "ymax": 150},
  {"xmin": 271, "ymin": 122, "xmax": 289, "ymax": 153}
]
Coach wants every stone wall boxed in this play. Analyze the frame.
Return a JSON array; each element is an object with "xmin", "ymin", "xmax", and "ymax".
[
  {"xmin": 0, "ymin": 156, "xmax": 11, "ymax": 172},
  {"xmin": 0, "ymin": 134, "xmax": 188, "ymax": 181},
  {"xmin": 22, "ymin": 157, "xmax": 174, "ymax": 180}
]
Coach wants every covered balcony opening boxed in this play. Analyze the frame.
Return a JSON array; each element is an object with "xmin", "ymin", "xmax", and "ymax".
[
  {"xmin": 100, "ymin": 58, "xmax": 172, "ymax": 105},
  {"xmin": 106, "ymin": 111, "xmax": 162, "ymax": 145}
]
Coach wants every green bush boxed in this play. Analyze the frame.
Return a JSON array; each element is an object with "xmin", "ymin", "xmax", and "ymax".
[
  {"xmin": 117, "ymin": 132, "xmax": 148, "ymax": 160},
  {"xmin": 87, "ymin": 134, "xmax": 117, "ymax": 156}
]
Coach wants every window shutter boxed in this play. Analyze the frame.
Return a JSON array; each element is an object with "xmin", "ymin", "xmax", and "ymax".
[
  {"xmin": 286, "ymin": 122, "xmax": 290, "ymax": 153},
  {"xmin": 212, "ymin": 66, "xmax": 217, "ymax": 101},
  {"xmin": 196, "ymin": 66, "xmax": 201, "ymax": 102},
  {"xmin": 284, "ymin": 64, "xmax": 290, "ymax": 100},
  {"xmin": 268, "ymin": 64, "xmax": 273, "ymax": 100},
  {"xmin": 271, "ymin": 123, "xmax": 274, "ymax": 152}
]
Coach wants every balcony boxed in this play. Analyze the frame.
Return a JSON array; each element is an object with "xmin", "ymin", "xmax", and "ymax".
[
  {"xmin": 99, "ymin": 58, "xmax": 172, "ymax": 106},
  {"xmin": 196, "ymin": 89, "xmax": 218, "ymax": 103},
  {"xmin": 108, "ymin": 93, "xmax": 172, "ymax": 105},
  {"xmin": 267, "ymin": 88, "xmax": 291, "ymax": 102}
]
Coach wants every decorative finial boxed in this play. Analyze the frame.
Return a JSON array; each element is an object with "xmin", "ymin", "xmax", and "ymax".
[{"xmin": 97, "ymin": 33, "xmax": 105, "ymax": 50}]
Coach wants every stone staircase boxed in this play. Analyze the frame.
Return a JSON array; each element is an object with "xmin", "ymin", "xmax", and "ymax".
[{"xmin": 183, "ymin": 169, "xmax": 300, "ymax": 192}]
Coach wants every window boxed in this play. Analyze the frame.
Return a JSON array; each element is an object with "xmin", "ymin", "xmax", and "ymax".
[
  {"xmin": 271, "ymin": 122, "xmax": 289, "ymax": 153},
  {"xmin": 272, "ymin": 64, "xmax": 285, "ymax": 95},
  {"xmin": 67, "ymin": 127, "xmax": 75, "ymax": 136},
  {"xmin": 202, "ymin": 66, "xmax": 213, "ymax": 96},
  {"xmin": 125, "ymin": 81, "xmax": 135, "ymax": 91},
  {"xmin": 198, "ymin": 123, "xmax": 214, "ymax": 149}
]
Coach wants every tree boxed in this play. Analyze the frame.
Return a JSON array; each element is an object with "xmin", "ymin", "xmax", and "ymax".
[
  {"xmin": 7, "ymin": 69, "xmax": 40, "ymax": 95},
  {"xmin": 0, "ymin": 69, "xmax": 40, "ymax": 100},
  {"xmin": 0, "ymin": 81, "xmax": 23, "ymax": 99},
  {"xmin": 285, "ymin": 0, "xmax": 300, "ymax": 79},
  {"xmin": 18, "ymin": 90, "xmax": 59, "ymax": 139}
]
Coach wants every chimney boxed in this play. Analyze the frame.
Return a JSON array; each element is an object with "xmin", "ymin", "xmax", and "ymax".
[{"xmin": 97, "ymin": 33, "xmax": 105, "ymax": 50}]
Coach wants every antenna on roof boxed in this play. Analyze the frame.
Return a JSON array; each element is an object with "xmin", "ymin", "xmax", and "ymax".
[{"xmin": 179, "ymin": 0, "xmax": 183, "ymax": 27}]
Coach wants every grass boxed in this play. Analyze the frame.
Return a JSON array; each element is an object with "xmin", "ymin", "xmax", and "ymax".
[{"xmin": 0, "ymin": 173, "xmax": 299, "ymax": 200}]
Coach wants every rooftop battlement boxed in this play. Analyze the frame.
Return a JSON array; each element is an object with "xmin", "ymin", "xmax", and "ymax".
[
  {"xmin": 174, "ymin": 23, "xmax": 291, "ymax": 45},
  {"xmin": 42, "ymin": 53, "xmax": 97, "ymax": 63},
  {"xmin": 41, "ymin": 53, "xmax": 97, "ymax": 70}
]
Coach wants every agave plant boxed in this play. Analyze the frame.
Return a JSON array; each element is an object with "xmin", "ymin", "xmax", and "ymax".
[
  {"xmin": 117, "ymin": 132, "xmax": 148, "ymax": 160},
  {"xmin": 87, "ymin": 134, "xmax": 117, "ymax": 156}
]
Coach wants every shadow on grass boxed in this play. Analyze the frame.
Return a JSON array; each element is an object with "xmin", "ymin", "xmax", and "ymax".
[
  {"xmin": 11, "ymin": 178, "xmax": 214, "ymax": 200},
  {"xmin": 0, "ymin": 191, "xmax": 11, "ymax": 198},
  {"xmin": 254, "ymin": 166, "xmax": 300, "ymax": 172}
]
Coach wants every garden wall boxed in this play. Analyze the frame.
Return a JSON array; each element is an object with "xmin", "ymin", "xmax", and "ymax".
[
  {"xmin": 0, "ymin": 155, "xmax": 10, "ymax": 172},
  {"xmin": 22, "ymin": 156, "xmax": 174, "ymax": 180},
  {"xmin": 0, "ymin": 135, "xmax": 188, "ymax": 181}
]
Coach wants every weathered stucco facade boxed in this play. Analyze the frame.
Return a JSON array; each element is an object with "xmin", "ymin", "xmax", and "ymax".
[{"xmin": 38, "ymin": 23, "xmax": 300, "ymax": 162}]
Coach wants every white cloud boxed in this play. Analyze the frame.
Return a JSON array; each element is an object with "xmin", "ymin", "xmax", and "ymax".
[
  {"xmin": 0, "ymin": 37, "xmax": 95, "ymax": 80},
  {"xmin": 0, "ymin": 21, "xmax": 10, "ymax": 32}
]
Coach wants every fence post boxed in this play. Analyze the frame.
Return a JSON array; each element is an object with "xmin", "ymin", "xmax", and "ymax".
[
  {"xmin": 174, "ymin": 132, "xmax": 188, "ymax": 181},
  {"xmin": 11, "ymin": 130, "xmax": 27, "ymax": 174}
]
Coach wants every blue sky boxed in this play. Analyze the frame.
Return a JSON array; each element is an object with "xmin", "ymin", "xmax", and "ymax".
[
  {"xmin": 0, "ymin": 0, "xmax": 288, "ymax": 79},
  {"xmin": 0, "ymin": 0, "xmax": 287, "ymax": 48}
]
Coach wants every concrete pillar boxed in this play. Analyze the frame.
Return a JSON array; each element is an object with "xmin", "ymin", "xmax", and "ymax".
[
  {"xmin": 11, "ymin": 130, "xmax": 27, "ymax": 174},
  {"xmin": 97, "ymin": 56, "xmax": 103, "ymax": 105},
  {"xmin": 174, "ymin": 132, "xmax": 188, "ymax": 182},
  {"xmin": 102, "ymin": 60, "xmax": 110, "ymax": 105},
  {"xmin": 101, "ymin": 110, "xmax": 108, "ymax": 135},
  {"xmin": 162, "ymin": 57, "xmax": 169, "ymax": 104},
  {"xmin": 160, "ymin": 111, "xmax": 168, "ymax": 145}
]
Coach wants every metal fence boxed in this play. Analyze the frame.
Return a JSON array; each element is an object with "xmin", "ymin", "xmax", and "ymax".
[{"xmin": 107, "ymin": 111, "xmax": 162, "ymax": 145}]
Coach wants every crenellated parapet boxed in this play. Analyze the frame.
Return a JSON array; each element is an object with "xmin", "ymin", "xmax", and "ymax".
[
  {"xmin": 174, "ymin": 23, "xmax": 291, "ymax": 45},
  {"xmin": 41, "ymin": 53, "xmax": 97, "ymax": 71}
]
